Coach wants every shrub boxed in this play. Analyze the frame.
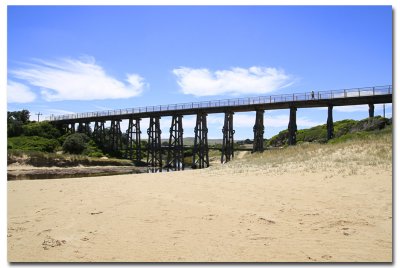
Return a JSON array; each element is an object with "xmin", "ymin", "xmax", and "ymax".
[
  {"xmin": 83, "ymin": 140, "xmax": 104, "ymax": 157},
  {"xmin": 350, "ymin": 116, "xmax": 389, "ymax": 133},
  {"xmin": 86, "ymin": 151, "xmax": 104, "ymax": 158},
  {"xmin": 62, "ymin": 133, "xmax": 90, "ymax": 154},
  {"xmin": 8, "ymin": 136, "xmax": 60, "ymax": 152},
  {"xmin": 22, "ymin": 121, "xmax": 61, "ymax": 139}
]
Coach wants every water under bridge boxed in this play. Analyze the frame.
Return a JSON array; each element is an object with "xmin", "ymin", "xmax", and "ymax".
[{"xmin": 48, "ymin": 85, "xmax": 392, "ymax": 172}]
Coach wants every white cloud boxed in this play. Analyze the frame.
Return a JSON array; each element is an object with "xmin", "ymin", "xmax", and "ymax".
[
  {"xmin": 45, "ymin": 108, "xmax": 75, "ymax": 115},
  {"xmin": 7, "ymin": 80, "xmax": 36, "ymax": 103},
  {"xmin": 11, "ymin": 57, "xmax": 146, "ymax": 101},
  {"xmin": 173, "ymin": 66, "xmax": 294, "ymax": 97}
]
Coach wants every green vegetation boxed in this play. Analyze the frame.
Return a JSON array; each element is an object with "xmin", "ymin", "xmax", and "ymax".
[
  {"xmin": 22, "ymin": 121, "xmax": 61, "ymax": 139},
  {"xmin": 8, "ymin": 136, "xmax": 60, "ymax": 152},
  {"xmin": 267, "ymin": 116, "xmax": 391, "ymax": 147},
  {"xmin": 329, "ymin": 124, "xmax": 392, "ymax": 144},
  {"xmin": 7, "ymin": 110, "xmax": 30, "ymax": 137},
  {"xmin": 62, "ymin": 133, "xmax": 90, "ymax": 154}
]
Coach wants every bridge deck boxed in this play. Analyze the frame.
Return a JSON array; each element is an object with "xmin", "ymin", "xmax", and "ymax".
[{"xmin": 48, "ymin": 85, "xmax": 392, "ymax": 124}]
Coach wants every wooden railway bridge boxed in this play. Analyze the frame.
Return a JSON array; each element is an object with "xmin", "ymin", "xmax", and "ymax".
[{"xmin": 48, "ymin": 85, "xmax": 392, "ymax": 172}]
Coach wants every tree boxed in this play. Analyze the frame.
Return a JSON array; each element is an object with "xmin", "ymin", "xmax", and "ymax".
[
  {"xmin": 7, "ymin": 110, "xmax": 31, "ymax": 137},
  {"xmin": 244, "ymin": 139, "xmax": 253, "ymax": 144},
  {"xmin": 62, "ymin": 133, "xmax": 90, "ymax": 154},
  {"xmin": 8, "ymin": 109, "xmax": 30, "ymax": 123}
]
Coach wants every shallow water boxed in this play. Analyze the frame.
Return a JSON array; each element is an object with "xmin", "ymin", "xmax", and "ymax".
[{"xmin": 7, "ymin": 170, "xmax": 141, "ymax": 181}]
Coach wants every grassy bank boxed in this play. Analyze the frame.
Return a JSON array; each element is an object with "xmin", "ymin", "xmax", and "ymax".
[{"xmin": 209, "ymin": 127, "xmax": 392, "ymax": 177}]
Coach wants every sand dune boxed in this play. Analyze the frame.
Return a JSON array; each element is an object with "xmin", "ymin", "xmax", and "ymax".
[{"xmin": 7, "ymin": 136, "xmax": 392, "ymax": 262}]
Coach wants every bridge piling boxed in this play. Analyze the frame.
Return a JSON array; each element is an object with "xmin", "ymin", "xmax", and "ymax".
[
  {"xmin": 126, "ymin": 118, "xmax": 142, "ymax": 162},
  {"xmin": 369, "ymin": 103, "xmax": 375, "ymax": 118},
  {"xmin": 77, "ymin": 122, "xmax": 83, "ymax": 133},
  {"xmin": 253, "ymin": 110, "xmax": 265, "ymax": 153},
  {"xmin": 77, "ymin": 122, "xmax": 91, "ymax": 136},
  {"xmin": 167, "ymin": 115, "xmax": 184, "ymax": 171},
  {"xmin": 69, "ymin": 123, "xmax": 75, "ymax": 133},
  {"xmin": 327, "ymin": 105, "xmax": 334, "ymax": 140},
  {"xmin": 147, "ymin": 117, "xmax": 162, "ymax": 172},
  {"xmin": 221, "ymin": 111, "xmax": 235, "ymax": 163},
  {"xmin": 192, "ymin": 113, "xmax": 209, "ymax": 169},
  {"xmin": 288, "ymin": 107, "xmax": 297, "ymax": 145},
  {"xmin": 63, "ymin": 123, "xmax": 73, "ymax": 134},
  {"xmin": 110, "ymin": 120, "xmax": 122, "ymax": 152},
  {"xmin": 93, "ymin": 121, "xmax": 106, "ymax": 147}
]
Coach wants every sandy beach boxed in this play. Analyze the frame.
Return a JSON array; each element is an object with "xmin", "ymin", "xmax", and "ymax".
[{"xmin": 7, "ymin": 136, "xmax": 392, "ymax": 262}]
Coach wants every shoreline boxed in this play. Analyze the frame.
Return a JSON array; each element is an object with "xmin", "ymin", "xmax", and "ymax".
[{"xmin": 7, "ymin": 164, "xmax": 146, "ymax": 181}]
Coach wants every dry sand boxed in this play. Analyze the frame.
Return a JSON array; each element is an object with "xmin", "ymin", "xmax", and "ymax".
[{"xmin": 8, "ymin": 136, "xmax": 392, "ymax": 262}]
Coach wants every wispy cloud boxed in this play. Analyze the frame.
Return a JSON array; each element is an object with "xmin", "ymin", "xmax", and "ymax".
[
  {"xmin": 45, "ymin": 108, "xmax": 75, "ymax": 115},
  {"xmin": 11, "ymin": 56, "xmax": 146, "ymax": 101},
  {"xmin": 173, "ymin": 66, "xmax": 294, "ymax": 97},
  {"xmin": 7, "ymin": 80, "xmax": 36, "ymax": 103}
]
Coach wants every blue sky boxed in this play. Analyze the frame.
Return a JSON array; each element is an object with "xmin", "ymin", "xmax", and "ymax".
[{"xmin": 7, "ymin": 6, "xmax": 392, "ymax": 139}]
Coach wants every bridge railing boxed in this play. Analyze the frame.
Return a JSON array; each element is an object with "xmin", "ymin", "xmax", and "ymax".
[{"xmin": 48, "ymin": 85, "xmax": 392, "ymax": 121}]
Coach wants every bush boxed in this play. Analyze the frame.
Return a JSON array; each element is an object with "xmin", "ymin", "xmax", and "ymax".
[
  {"xmin": 268, "ymin": 130, "xmax": 289, "ymax": 147},
  {"xmin": 8, "ymin": 136, "xmax": 60, "ymax": 152},
  {"xmin": 22, "ymin": 121, "xmax": 61, "ymax": 139},
  {"xmin": 350, "ymin": 116, "xmax": 389, "ymax": 132},
  {"xmin": 83, "ymin": 140, "xmax": 104, "ymax": 157},
  {"xmin": 62, "ymin": 133, "xmax": 90, "ymax": 154}
]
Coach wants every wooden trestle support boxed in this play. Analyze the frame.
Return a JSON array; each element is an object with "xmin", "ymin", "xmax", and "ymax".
[
  {"xmin": 93, "ymin": 121, "xmax": 106, "ymax": 147},
  {"xmin": 192, "ymin": 113, "xmax": 209, "ymax": 169},
  {"xmin": 221, "ymin": 112, "xmax": 235, "ymax": 163},
  {"xmin": 369, "ymin": 103, "xmax": 375, "ymax": 118},
  {"xmin": 288, "ymin": 107, "xmax": 297, "ymax": 146},
  {"xmin": 327, "ymin": 105, "xmax": 334, "ymax": 140},
  {"xmin": 147, "ymin": 117, "xmax": 162, "ymax": 172},
  {"xmin": 77, "ymin": 122, "xmax": 91, "ymax": 135},
  {"xmin": 65, "ymin": 123, "xmax": 75, "ymax": 134},
  {"xmin": 167, "ymin": 115, "xmax": 184, "ymax": 171},
  {"xmin": 126, "ymin": 118, "xmax": 142, "ymax": 162},
  {"xmin": 110, "ymin": 120, "xmax": 122, "ymax": 152},
  {"xmin": 253, "ymin": 110, "xmax": 264, "ymax": 153}
]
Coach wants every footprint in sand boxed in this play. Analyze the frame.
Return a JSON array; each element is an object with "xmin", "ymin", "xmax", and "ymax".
[
  {"xmin": 257, "ymin": 217, "xmax": 276, "ymax": 225},
  {"xmin": 37, "ymin": 229, "xmax": 52, "ymax": 236},
  {"xmin": 90, "ymin": 211, "xmax": 103, "ymax": 215},
  {"xmin": 202, "ymin": 214, "xmax": 217, "ymax": 220},
  {"xmin": 12, "ymin": 220, "xmax": 30, "ymax": 225},
  {"xmin": 8, "ymin": 226, "xmax": 26, "ymax": 233},
  {"xmin": 42, "ymin": 236, "xmax": 66, "ymax": 250}
]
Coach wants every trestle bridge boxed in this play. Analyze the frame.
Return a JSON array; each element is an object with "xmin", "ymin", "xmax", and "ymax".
[{"xmin": 48, "ymin": 85, "xmax": 392, "ymax": 172}]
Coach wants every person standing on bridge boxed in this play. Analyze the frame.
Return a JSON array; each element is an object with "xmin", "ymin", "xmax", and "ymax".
[{"xmin": 311, "ymin": 90, "xmax": 315, "ymax": 100}]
